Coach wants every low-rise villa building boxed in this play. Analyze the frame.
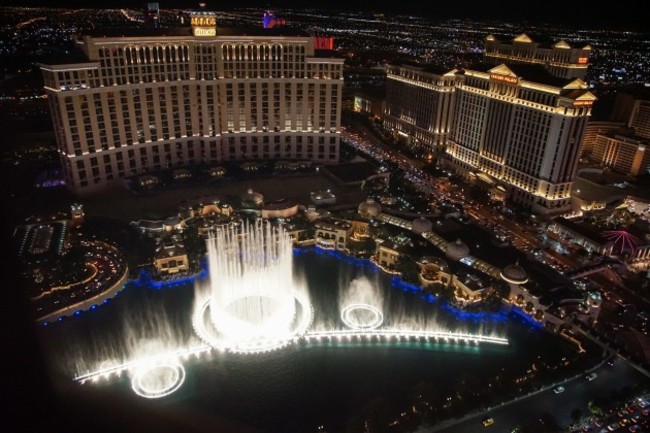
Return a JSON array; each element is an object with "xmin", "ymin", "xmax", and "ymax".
[
  {"xmin": 315, "ymin": 219, "xmax": 352, "ymax": 251},
  {"xmin": 153, "ymin": 238, "xmax": 190, "ymax": 276},
  {"xmin": 452, "ymin": 271, "xmax": 490, "ymax": 306},
  {"xmin": 418, "ymin": 257, "xmax": 452, "ymax": 288},
  {"xmin": 376, "ymin": 240, "xmax": 406, "ymax": 270},
  {"xmin": 418, "ymin": 257, "xmax": 490, "ymax": 306},
  {"xmin": 350, "ymin": 220, "xmax": 371, "ymax": 240}
]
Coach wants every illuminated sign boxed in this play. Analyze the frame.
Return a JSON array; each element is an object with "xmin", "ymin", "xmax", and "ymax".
[
  {"xmin": 353, "ymin": 96, "xmax": 362, "ymax": 112},
  {"xmin": 315, "ymin": 36, "xmax": 334, "ymax": 50},
  {"xmin": 191, "ymin": 12, "xmax": 216, "ymax": 37},
  {"xmin": 193, "ymin": 27, "xmax": 216, "ymax": 37},
  {"xmin": 490, "ymin": 74, "xmax": 518, "ymax": 84},
  {"xmin": 573, "ymin": 100, "xmax": 593, "ymax": 107},
  {"xmin": 191, "ymin": 16, "xmax": 216, "ymax": 27},
  {"xmin": 578, "ymin": 57, "xmax": 588, "ymax": 64}
]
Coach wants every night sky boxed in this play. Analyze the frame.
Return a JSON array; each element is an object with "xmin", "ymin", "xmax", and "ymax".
[{"xmin": 2, "ymin": 0, "xmax": 648, "ymax": 31}]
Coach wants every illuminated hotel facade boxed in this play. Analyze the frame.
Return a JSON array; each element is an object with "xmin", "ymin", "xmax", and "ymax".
[
  {"xmin": 384, "ymin": 63, "xmax": 457, "ymax": 153},
  {"xmin": 383, "ymin": 32, "xmax": 595, "ymax": 214},
  {"xmin": 591, "ymin": 134, "xmax": 650, "ymax": 176},
  {"xmin": 446, "ymin": 63, "xmax": 595, "ymax": 214},
  {"xmin": 484, "ymin": 33, "xmax": 592, "ymax": 80},
  {"xmin": 587, "ymin": 93, "xmax": 650, "ymax": 176},
  {"xmin": 39, "ymin": 12, "xmax": 343, "ymax": 195},
  {"xmin": 580, "ymin": 120, "xmax": 625, "ymax": 158}
]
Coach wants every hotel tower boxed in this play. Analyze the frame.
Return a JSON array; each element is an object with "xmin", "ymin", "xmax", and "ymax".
[
  {"xmin": 385, "ymin": 33, "xmax": 595, "ymax": 214},
  {"xmin": 40, "ymin": 11, "xmax": 343, "ymax": 195}
]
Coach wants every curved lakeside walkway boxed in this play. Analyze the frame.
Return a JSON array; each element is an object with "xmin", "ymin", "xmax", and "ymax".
[{"xmin": 377, "ymin": 213, "xmax": 502, "ymax": 278}]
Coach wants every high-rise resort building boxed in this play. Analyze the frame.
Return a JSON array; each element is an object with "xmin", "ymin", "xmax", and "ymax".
[
  {"xmin": 628, "ymin": 99, "xmax": 650, "ymax": 139},
  {"xmin": 590, "ymin": 133, "xmax": 650, "ymax": 176},
  {"xmin": 586, "ymin": 91, "xmax": 650, "ymax": 176},
  {"xmin": 39, "ymin": 11, "xmax": 343, "ymax": 195},
  {"xmin": 383, "ymin": 31, "xmax": 595, "ymax": 215},
  {"xmin": 484, "ymin": 33, "xmax": 592, "ymax": 80},
  {"xmin": 384, "ymin": 63, "xmax": 457, "ymax": 155},
  {"xmin": 445, "ymin": 63, "xmax": 596, "ymax": 214},
  {"xmin": 579, "ymin": 120, "xmax": 625, "ymax": 158}
]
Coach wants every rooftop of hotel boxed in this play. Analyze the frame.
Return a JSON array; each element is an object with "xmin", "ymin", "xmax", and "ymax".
[
  {"xmin": 462, "ymin": 63, "xmax": 575, "ymax": 88},
  {"xmin": 84, "ymin": 25, "xmax": 310, "ymax": 39},
  {"xmin": 485, "ymin": 33, "xmax": 590, "ymax": 50},
  {"xmin": 389, "ymin": 61, "xmax": 456, "ymax": 76},
  {"xmin": 602, "ymin": 128, "xmax": 650, "ymax": 143},
  {"xmin": 313, "ymin": 50, "xmax": 345, "ymax": 59}
]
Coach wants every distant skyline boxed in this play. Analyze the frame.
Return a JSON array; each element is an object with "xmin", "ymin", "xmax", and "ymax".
[{"xmin": 2, "ymin": 0, "xmax": 648, "ymax": 31}]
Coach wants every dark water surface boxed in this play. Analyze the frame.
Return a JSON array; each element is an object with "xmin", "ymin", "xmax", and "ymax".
[{"xmin": 39, "ymin": 249, "xmax": 575, "ymax": 433}]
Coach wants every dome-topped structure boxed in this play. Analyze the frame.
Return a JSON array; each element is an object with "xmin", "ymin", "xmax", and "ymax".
[
  {"xmin": 358, "ymin": 198, "xmax": 382, "ymax": 218},
  {"xmin": 500, "ymin": 263, "xmax": 528, "ymax": 285},
  {"xmin": 412, "ymin": 216, "xmax": 432, "ymax": 235},
  {"xmin": 240, "ymin": 188, "xmax": 264, "ymax": 209},
  {"xmin": 445, "ymin": 239, "xmax": 469, "ymax": 261},
  {"xmin": 163, "ymin": 215, "xmax": 184, "ymax": 232}
]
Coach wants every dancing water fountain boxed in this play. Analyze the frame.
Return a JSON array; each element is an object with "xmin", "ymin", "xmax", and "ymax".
[
  {"xmin": 193, "ymin": 220, "xmax": 313, "ymax": 353},
  {"xmin": 73, "ymin": 219, "xmax": 509, "ymax": 398},
  {"xmin": 339, "ymin": 276, "xmax": 384, "ymax": 330}
]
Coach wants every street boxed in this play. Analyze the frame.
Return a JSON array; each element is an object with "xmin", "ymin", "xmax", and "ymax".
[{"xmin": 430, "ymin": 360, "xmax": 649, "ymax": 433}]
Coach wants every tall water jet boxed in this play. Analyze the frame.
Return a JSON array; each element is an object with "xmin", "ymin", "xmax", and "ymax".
[
  {"xmin": 194, "ymin": 220, "xmax": 312, "ymax": 352},
  {"xmin": 208, "ymin": 220, "xmax": 295, "ymax": 341}
]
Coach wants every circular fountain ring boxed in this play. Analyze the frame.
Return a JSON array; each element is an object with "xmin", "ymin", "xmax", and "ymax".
[
  {"xmin": 340, "ymin": 303, "xmax": 384, "ymax": 330},
  {"xmin": 210, "ymin": 294, "xmax": 296, "ymax": 342},
  {"xmin": 131, "ymin": 360, "xmax": 185, "ymax": 399},
  {"xmin": 193, "ymin": 292, "xmax": 313, "ymax": 354}
]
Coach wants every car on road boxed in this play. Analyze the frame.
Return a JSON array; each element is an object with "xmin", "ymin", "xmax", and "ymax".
[
  {"xmin": 482, "ymin": 417, "xmax": 495, "ymax": 426},
  {"xmin": 553, "ymin": 386, "xmax": 565, "ymax": 394},
  {"xmin": 586, "ymin": 372, "xmax": 598, "ymax": 381}
]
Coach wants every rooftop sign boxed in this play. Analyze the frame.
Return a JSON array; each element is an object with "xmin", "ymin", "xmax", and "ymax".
[{"xmin": 190, "ymin": 11, "xmax": 216, "ymax": 37}]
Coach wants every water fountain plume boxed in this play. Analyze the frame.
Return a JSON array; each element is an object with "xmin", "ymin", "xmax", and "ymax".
[
  {"xmin": 65, "ymin": 221, "xmax": 512, "ymax": 400},
  {"xmin": 339, "ymin": 275, "xmax": 385, "ymax": 330},
  {"xmin": 340, "ymin": 275, "xmax": 384, "ymax": 309},
  {"xmin": 194, "ymin": 220, "xmax": 312, "ymax": 351}
]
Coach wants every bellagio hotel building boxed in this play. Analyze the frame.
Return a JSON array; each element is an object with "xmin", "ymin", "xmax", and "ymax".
[
  {"xmin": 385, "ymin": 33, "xmax": 595, "ymax": 214},
  {"xmin": 39, "ymin": 12, "xmax": 343, "ymax": 195}
]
